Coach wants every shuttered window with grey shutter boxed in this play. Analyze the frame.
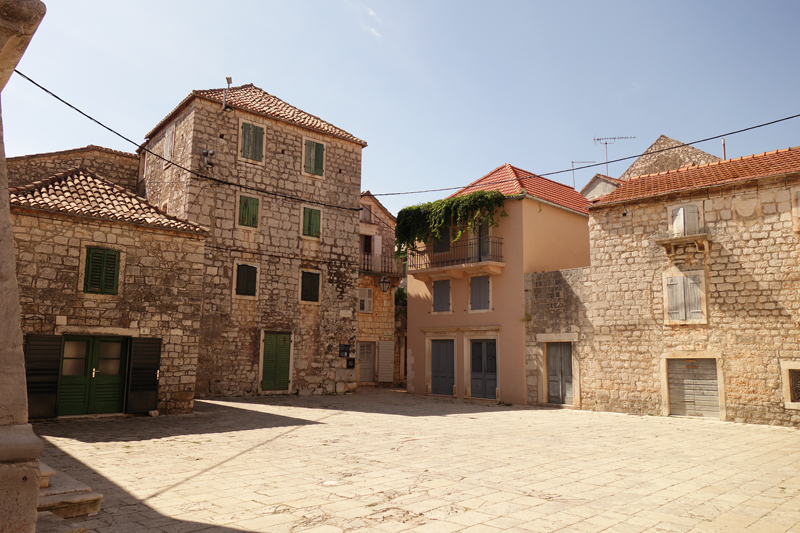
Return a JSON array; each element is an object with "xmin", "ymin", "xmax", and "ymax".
[
  {"xmin": 471, "ymin": 276, "xmax": 490, "ymax": 310},
  {"xmin": 433, "ymin": 280, "xmax": 450, "ymax": 312},
  {"xmin": 672, "ymin": 205, "xmax": 700, "ymax": 237},
  {"xmin": 667, "ymin": 274, "xmax": 703, "ymax": 322}
]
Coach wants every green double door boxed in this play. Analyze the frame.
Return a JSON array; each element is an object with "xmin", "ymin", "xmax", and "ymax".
[
  {"xmin": 262, "ymin": 332, "xmax": 291, "ymax": 391},
  {"xmin": 58, "ymin": 336, "xmax": 128, "ymax": 416}
]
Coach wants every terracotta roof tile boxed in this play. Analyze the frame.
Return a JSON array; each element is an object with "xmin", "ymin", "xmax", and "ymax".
[
  {"xmin": 592, "ymin": 146, "xmax": 800, "ymax": 207},
  {"xmin": 450, "ymin": 164, "xmax": 589, "ymax": 215},
  {"xmin": 146, "ymin": 84, "xmax": 366, "ymax": 147},
  {"xmin": 9, "ymin": 168, "xmax": 207, "ymax": 234}
]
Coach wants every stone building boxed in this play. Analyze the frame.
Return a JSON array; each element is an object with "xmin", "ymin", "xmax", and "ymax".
[
  {"xmin": 8, "ymin": 144, "xmax": 139, "ymax": 192},
  {"xmin": 139, "ymin": 83, "xmax": 366, "ymax": 397},
  {"xmin": 527, "ymin": 146, "xmax": 800, "ymax": 427},
  {"xmin": 12, "ymin": 168, "xmax": 207, "ymax": 416},
  {"xmin": 406, "ymin": 164, "xmax": 590, "ymax": 405},
  {"xmin": 356, "ymin": 192, "xmax": 404, "ymax": 386}
]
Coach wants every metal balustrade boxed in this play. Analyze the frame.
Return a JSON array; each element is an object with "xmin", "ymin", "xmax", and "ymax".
[{"xmin": 407, "ymin": 236, "xmax": 503, "ymax": 271}]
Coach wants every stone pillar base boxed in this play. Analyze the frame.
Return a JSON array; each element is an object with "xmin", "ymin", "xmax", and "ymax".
[{"xmin": 0, "ymin": 460, "xmax": 40, "ymax": 533}]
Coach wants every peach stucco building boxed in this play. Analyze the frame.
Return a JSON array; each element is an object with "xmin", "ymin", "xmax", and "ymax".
[{"xmin": 406, "ymin": 164, "xmax": 590, "ymax": 405}]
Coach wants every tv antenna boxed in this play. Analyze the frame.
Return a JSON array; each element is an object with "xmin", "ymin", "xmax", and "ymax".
[
  {"xmin": 571, "ymin": 161, "xmax": 595, "ymax": 189},
  {"xmin": 593, "ymin": 136, "xmax": 635, "ymax": 176}
]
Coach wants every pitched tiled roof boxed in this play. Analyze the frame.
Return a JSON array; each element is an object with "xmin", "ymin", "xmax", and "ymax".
[
  {"xmin": 450, "ymin": 164, "xmax": 589, "ymax": 215},
  {"xmin": 9, "ymin": 168, "xmax": 207, "ymax": 234},
  {"xmin": 592, "ymin": 146, "xmax": 800, "ymax": 207},
  {"xmin": 7, "ymin": 144, "xmax": 138, "ymax": 161},
  {"xmin": 146, "ymin": 84, "xmax": 366, "ymax": 147}
]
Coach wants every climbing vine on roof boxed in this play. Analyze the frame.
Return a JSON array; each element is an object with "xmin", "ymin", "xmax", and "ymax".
[{"xmin": 395, "ymin": 190, "xmax": 507, "ymax": 253}]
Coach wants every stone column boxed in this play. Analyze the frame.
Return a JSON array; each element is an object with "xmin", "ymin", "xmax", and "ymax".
[{"xmin": 0, "ymin": 1, "xmax": 46, "ymax": 532}]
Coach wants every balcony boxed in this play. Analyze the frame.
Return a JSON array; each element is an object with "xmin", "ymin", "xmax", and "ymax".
[
  {"xmin": 654, "ymin": 226, "xmax": 711, "ymax": 255},
  {"xmin": 359, "ymin": 253, "xmax": 405, "ymax": 276},
  {"xmin": 407, "ymin": 236, "xmax": 504, "ymax": 280}
]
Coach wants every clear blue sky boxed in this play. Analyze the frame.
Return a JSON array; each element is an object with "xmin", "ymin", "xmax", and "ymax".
[{"xmin": 5, "ymin": 0, "xmax": 800, "ymax": 215}]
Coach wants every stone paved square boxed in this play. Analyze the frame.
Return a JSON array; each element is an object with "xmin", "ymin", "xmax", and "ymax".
[{"xmin": 37, "ymin": 389, "xmax": 800, "ymax": 532}]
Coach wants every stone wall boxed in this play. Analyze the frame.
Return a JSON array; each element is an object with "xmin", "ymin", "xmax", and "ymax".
[
  {"xmin": 524, "ymin": 268, "xmax": 592, "ymax": 404},
  {"xmin": 8, "ymin": 146, "xmax": 139, "ymax": 193},
  {"xmin": 619, "ymin": 135, "xmax": 721, "ymax": 181},
  {"xmin": 356, "ymin": 275, "xmax": 399, "ymax": 384},
  {"xmin": 586, "ymin": 174, "xmax": 800, "ymax": 426},
  {"xmin": 141, "ymin": 97, "xmax": 362, "ymax": 397},
  {"xmin": 11, "ymin": 207, "xmax": 206, "ymax": 413}
]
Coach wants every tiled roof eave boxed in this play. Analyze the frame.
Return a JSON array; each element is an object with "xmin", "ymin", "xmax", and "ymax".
[
  {"xmin": 589, "ymin": 170, "xmax": 800, "ymax": 210},
  {"xmin": 10, "ymin": 204, "xmax": 209, "ymax": 237}
]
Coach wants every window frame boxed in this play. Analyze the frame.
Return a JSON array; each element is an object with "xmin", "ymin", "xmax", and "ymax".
[
  {"xmin": 469, "ymin": 275, "xmax": 492, "ymax": 313},
  {"xmin": 431, "ymin": 279, "xmax": 452, "ymax": 314},
  {"xmin": 300, "ymin": 269, "xmax": 322, "ymax": 304},
  {"xmin": 662, "ymin": 268, "xmax": 707, "ymax": 325},
  {"xmin": 358, "ymin": 287, "xmax": 374, "ymax": 314},
  {"xmin": 780, "ymin": 360, "xmax": 800, "ymax": 410},
  {"xmin": 236, "ymin": 193, "xmax": 260, "ymax": 230},
  {"xmin": 666, "ymin": 201, "xmax": 704, "ymax": 238},
  {"xmin": 233, "ymin": 261, "xmax": 259, "ymax": 299},
  {"xmin": 301, "ymin": 205, "xmax": 322, "ymax": 239},
  {"xmin": 83, "ymin": 247, "xmax": 121, "ymax": 295},
  {"xmin": 237, "ymin": 118, "xmax": 267, "ymax": 165},
  {"xmin": 302, "ymin": 137, "xmax": 326, "ymax": 178}
]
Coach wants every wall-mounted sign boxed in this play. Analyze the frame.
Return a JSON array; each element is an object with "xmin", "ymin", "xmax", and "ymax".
[
  {"xmin": 346, "ymin": 358, "xmax": 356, "ymax": 369},
  {"xmin": 339, "ymin": 344, "xmax": 350, "ymax": 358}
]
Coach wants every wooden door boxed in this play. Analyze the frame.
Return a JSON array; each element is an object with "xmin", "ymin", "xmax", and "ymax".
[
  {"xmin": 358, "ymin": 342, "xmax": 375, "ymax": 382},
  {"xmin": 58, "ymin": 336, "xmax": 127, "ymax": 416},
  {"xmin": 431, "ymin": 339, "xmax": 454, "ymax": 396},
  {"xmin": 547, "ymin": 342, "xmax": 573, "ymax": 405},
  {"xmin": 470, "ymin": 339, "xmax": 497, "ymax": 399},
  {"xmin": 127, "ymin": 338, "xmax": 162, "ymax": 414},
  {"xmin": 668, "ymin": 358, "xmax": 719, "ymax": 417},
  {"xmin": 262, "ymin": 332, "xmax": 291, "ymax": 391}
]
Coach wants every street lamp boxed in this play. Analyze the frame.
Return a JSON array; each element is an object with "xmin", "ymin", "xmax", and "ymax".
[{"xmin": 378, "ymin": 276, "xmax": 391, "ymax": 293}]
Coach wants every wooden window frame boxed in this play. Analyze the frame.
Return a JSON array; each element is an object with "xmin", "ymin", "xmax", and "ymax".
[
  {"xmin": 237, "ymin": 118, "xmax": 267, "ymax": 166},
  {"xmin": 468, "ymin": 275, "xmax": 491, "ymax": 313},
  {"xmin": 302, "ymin": 137, "xmax": 326, "ymax": 178},
  {"xmin": 301, "ymin": 205, "xmax": 322, "ymax": 239},
  {"xmin": 662, "ymin": 268, "xmax": 707, "ymax": 325},
  {"xmin": 236, "ymin": 193, "xmax": 260, "ymax": 229},
  {"xmin": 83, "ymin": 247, "xmax": 121, "ymax": 295},
  {"xmin": 300, "ymin": 269, "xmax": 321, "ymax": 304},
  {"xmin": 233, "ymin": 261, "xmax": 259, "ymax": 299}
]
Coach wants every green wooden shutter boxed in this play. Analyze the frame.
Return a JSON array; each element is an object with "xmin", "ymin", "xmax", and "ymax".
[
  {"xmin": 239, "ymin": 196, "xmax": 259, "ymax": 228},
  {"xmin": 302, "ymin": 207, "xmax": 312, "ymax": 236},
  {"xmin": 236, "ymin": 264, "xmax": 257, "ymax": 296},
  {"xmin": 303, "ymin": 208, "xmax": 320, "ymax": 238},
  {"xmin": 301, "ymin": 271, "xmax": 320, "ymax": 302},
  {"xmin": 310, "ymin": 209, "xmax": 320, "ymax": 237},
  {"xmin": 252, "ymin": 126, "xmax": 264, "ymax": 161},
  {"xmin": 275, "ymin": 334, "xmax": 291, "ymax": 390},
  {"xmin": 262, "ymin": 334, "xmax": 277, "ymax": 390},
  {"xmin": 304, "ymin": 140, "xmax": 315, "ymax": 173},
  {"xmin": 314, "ymin": 142, "xmax": 324, "ymax": 176},
  {"xmin": 84, "ymin": 248, "xmax": 104, "ymax": 293},
  {"xmin": 103, "ymin": 251, "xmax": 120, "ymax": 295},
  {"xmin": 241, "ymin": 123, "xmax": 252, "ymax": 158}
]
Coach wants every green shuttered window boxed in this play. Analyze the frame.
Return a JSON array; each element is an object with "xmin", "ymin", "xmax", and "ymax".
[
  {"xmin": 84, "ymin": 248, "xmax": 120, "ymax": 295},
  {"xmin": 301, "ymin": 271, "xmax": 320, "ymax": 302},
  {"xmin": 303, "ymin": 139, "xmax": 324, "ymax": 176},
  {"xmin": 241, "ymin": 122, "xmax": 264, "ymax": 162},
  {"xmin": 239, "ymin": 195, "xmax": 259, "ymax": 228},
  {"xmin": 236, "ymin": 264, "xmax": 258, "ymax": 296},
  {"xmin": 302, "ymin": 207, "xmax": 321, "ymax": 238}
]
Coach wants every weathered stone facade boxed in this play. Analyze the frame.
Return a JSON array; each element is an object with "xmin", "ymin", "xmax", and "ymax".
[
  {"xmin": 8, "ymin": 145, "xmax": 139, "ymax": 192},
  {"xmin": 141, "ymin": 90, "xmax": 365, "ymax": 397},
  {"xmin": 527, "ymin": 150, "xmax": 800, "ymax": 427},
  {"xmin": 11, "ymin": 206, "xmax": 206, "ymax": 414},
  {"xmin": 619, "ymin": 135, "xmax": 721, "ymax": 181}
]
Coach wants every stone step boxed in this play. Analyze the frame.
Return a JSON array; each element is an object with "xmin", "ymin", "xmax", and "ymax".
[
  {"xmin": 39, "ymin": 471, "xmax": 91, "ymax": 498},
  {"xmin": 37, "ymin": 491, "xmax": 103, "ymax": 519},
  {"xmin": 39, "ymin": 462, "xmax": 57, "ymax": 488},
  {"xmin": 36, "ymin": 511, "xmax": 87, "ymax": 533}
]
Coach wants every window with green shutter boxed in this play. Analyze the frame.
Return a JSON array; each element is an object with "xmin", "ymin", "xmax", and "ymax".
[
  {"xmin": 241, "ymin": 122, "xmax": 264, "ymax": 162},
  {"xmin": 302, "ymin": 207, "xmax": 321, "ymax": 238},
  {"xmin": 300, "ymin": 271, "xmax": 320, "ymax": 302},
  {"xmin": 303, "ymin": 139, "xmax": 325, "ymax": 176},
  {"xmin": 84, "ymin": 248, "xmax": 120, "ymax": 295},
  {"xmin": 238, "ymin": 195, "xmax": 259, "ymax": 228}
]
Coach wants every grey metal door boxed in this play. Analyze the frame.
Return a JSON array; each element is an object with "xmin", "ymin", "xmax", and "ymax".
[
  {"xmin": 358, "ymin": 342, "xmax": 375, "ymax": 382},
  {"xmin": 431, "ymin": 340, "xmax": 454, "ymax": 396},
  {"xmin": 470, "ymin": 340, "xmax": 497, "ymax": 399},
  {"xmin": 668, "ymin": 358, "xmax": 719, "ymax": 417},
  {"xmin": 547, "ymin": 343, "xmax": 573, "ymax": 404}
]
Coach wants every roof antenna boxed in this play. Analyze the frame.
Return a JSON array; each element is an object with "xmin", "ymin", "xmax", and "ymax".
[
  {"xmin": 593, "ymin": 136, "xmax": 635, "ymax": 176},
  {"xmin": 571, "ymin": 161, "xmax": 595, "ymax": 189},
  {"xmin": 222, "ymin": 77, "xmax": 233, "ymax": 112},
  {"xmin": 722, "ymin": 138, "xmax": 726, "ymax": 160}
]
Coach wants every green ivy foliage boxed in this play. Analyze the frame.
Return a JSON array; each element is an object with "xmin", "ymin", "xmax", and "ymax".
[{"xmin": 395, "ymin": 190, "xmax": 507, "ymax": 253}]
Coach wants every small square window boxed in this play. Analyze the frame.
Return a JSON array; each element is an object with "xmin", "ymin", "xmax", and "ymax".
[
  {"xmin": 790, "ymin": 369, "xmax": 800, "ymax": 403},
  {"xmin": 236, "ymin": 264, "xmax": 258, "ymax": 296},
  {"xmin": 303, "ymin": 207, "xmax": 321, "ymax": 238},
  {"xmin": 84, "ymin": 248, "xmax": 120, "ymax": 295},
  {"xmin": 304, "ymin": 139, "xmax": 325, "ymax": 177},
  {"xmin": 301, "ymin": 271, "xmax": 321, "ymax": 302},
  {"xmin": 358, "ymin": 287, "xmax": 373, "ymax": 313},
  {"xmin": 239, "ymin": 195, "xmax": 259, "ymax": 228},
  {"xmin": 241, "ymin": 122, "xmax": 264, "ymax": 162},
  {"xmin": 433, "ymin": 280, "xmax": 450, "ymax": 312}
]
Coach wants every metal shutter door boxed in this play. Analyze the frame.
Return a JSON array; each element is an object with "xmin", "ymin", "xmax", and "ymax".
[
  {"xmin": 668, "ymin": 358, "xmax": 719, "ymax": 418},
  {"xmin": 377, "ymin": 341, "xmax": 394, "ymax": 383}
]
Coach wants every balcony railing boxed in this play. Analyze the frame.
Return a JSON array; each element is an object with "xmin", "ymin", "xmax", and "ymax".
[
  {"xmin": 359, "ymin": 253, "xmax": 405, "ymax": 275},
  {"xmin": 407, "ymin": 236, "xmax": 503, "ymax": 271}
]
